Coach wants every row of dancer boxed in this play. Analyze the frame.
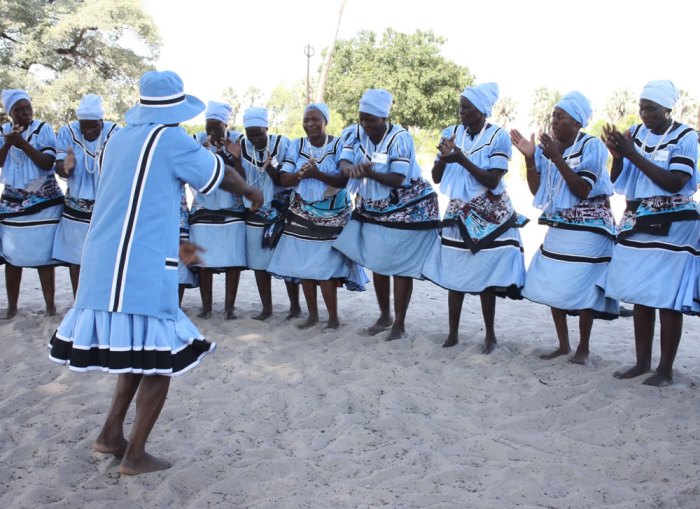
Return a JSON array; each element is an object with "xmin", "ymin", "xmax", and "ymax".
[{"xmin": 2, "ymin": 79, "xmax": 699, "ymax": 389}]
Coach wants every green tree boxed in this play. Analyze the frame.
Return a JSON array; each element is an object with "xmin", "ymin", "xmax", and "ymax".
[
  {"xmin": 529, "ymin": 87, "xmax": 561, "ymax": 132},
  {"xmin": 324, "ymin": 29, "xmax": 473, "ymax": 130},
  {"xmin": 221, "ymin": 86, "xmax": 242, "ymax": 128},
  {"xmin": 673, "ymin": 89, "xmax": 699, "ymax": 129},
  {"xmin": 492, "ymin": 96, "xmax": 518, "ymax": 129},
  {"xmin": 1, "ymin": 0, "xmax": 159, "ymax": 126},
  {"xmin": 604, "ymin": 88, "xmax": 637, "ymax": 125}
]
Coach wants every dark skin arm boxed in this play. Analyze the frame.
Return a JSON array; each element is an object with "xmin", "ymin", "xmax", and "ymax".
[
  {"xmin": 510, "ymin": 129, "xmax": 540, "ymax": 196},
  {"xmin": 280, "ymin": 159, "xmax": 349, "ymax": 188},
  {"xmin": 219, "ymin": 165, "xmax": 263, "ymax": 210},
  {"xmin": 339, "ymin": 159, "xmax": 404, "ymax": 188},
  {"xmin": 433, "ymin": 134, "xmax": 504, "ymax": 189},
  {"xmin": 1, "ymin": 125, "xmax": 55, "ymax": 170},
  {"xmin": 601, "ymin": 123, "xmax": 689, "ymax": 192},
  {"xmin": 539, "ymin": 132, "xmax": 592, "ymax": 200}
]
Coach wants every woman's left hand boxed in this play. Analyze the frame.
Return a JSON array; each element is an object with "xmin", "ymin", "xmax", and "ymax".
[
  {"xmin": 222, "ymin": 137, "xmax": 241, "ymax": 159},
  {"xmin": 539, "ymin": 132, "xmax": 564, "ymax": 160}
]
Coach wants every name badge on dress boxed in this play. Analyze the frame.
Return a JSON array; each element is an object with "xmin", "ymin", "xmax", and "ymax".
[
  {"xmin": 653, "ymin": 150, "xmax": 669, "ymax": 162},
  {"xmin": 371, "ymin": 152, "xmax": 388, "ymax": 165}
]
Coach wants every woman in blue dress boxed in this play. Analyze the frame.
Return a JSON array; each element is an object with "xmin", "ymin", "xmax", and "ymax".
[
  {"xmin": 49, "ymin": 71, "xmax": 263, "ymax": 475},
  {"xmin": 231, "ymin": 107, "xmax": 300, "ymax": 320},
  {"xmin": 602, "ymin": 80, "xmax": 699, "ymax": 386},
  {"xmin": 511, "ymin": 91, "xmax": 619, "ymax": 364},
  {"xmin": 189, "ymin": 101, "xmax": 246, "ymax": 319},
  {"xmin": 53, "ymin": 94, "xmax": 119, "ymax": 296},
  {"xmin": 423, "ymin": 83, "xmax": 527, "ymax": 352},
  {"xmin": 268, "ymin": 103, "xmax": 367, "ymax": 330},
  {"xmin": 333, "ymin": 89, "xmax": 440, "ymax": 341},
  {"xmin": 0, "ymin": 89, "xmax": 63, "ymax": 318}
]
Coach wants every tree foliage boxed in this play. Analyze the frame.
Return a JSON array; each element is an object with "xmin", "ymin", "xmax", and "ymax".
[
  {"xmin": 529, "ymin": 87, "xmax": 561, "ymax": 132},
  {"xmin": 492, "ymin": 96, "xmax": 518, "ymax": 129},
  {"xmin": 323, "ymin": 29, "xmax": 473, "ymax": 130},
  {"xmin": 0, "ymin": 0, "xmax": 159, "ymax": 126}
]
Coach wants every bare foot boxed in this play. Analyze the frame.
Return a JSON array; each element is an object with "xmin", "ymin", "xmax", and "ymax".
[
  {"xmin": 197, "ymin": 309, "xmax": 212, "ymax": 319},
  {"xmin": 45, "ymin": 305, "xmax": 57, "ymax": 317},
  {"xmin": 325, "ymin": 318, "xmax": 340, "ymax": 330},
  {"xmin": 297, "ymin": 316, "xmax": 319, "ymax": 330},
  {"xmin": 482, "ymin": 339, "xmax": 497, "ymax": 355},
  {"xmin": 570, "ymin": 349, "xmax": 589, "ymax": 365},
  {"xmin": 2, "ymin": 308, "xmax": 18, "ymax": 320},
  {"xmin": 286, "ymin": 306, "xmax": 302, "ymax": 320},
  {"xmin": 642, "ymin": 371, "xmax": 673, "ymax": 387},
  {"xmin": 94, "ymin": 437, "xmax": 128, "ymax": 458},
  {"xmin": 224, "ymin": 309, "xmax": 238, "ymax": 320},
  {"xmin": 540, "ymin": 347, "xmax": 571, "ymax": 360},
  {"xmin": 613, "ymin": 364, "xmax": 651, "ymax": 379},
  {"xmin": 385, "ymin": 326, "xmax": 405, "ymax": 341},
  {"xmin": 367, "ymin": 315, "xmax": 393, "ymax": 335},
  {"xmin": 442, "ymin": 334, "xmax": 458, "ymax": 348},
  {"xmin": 253, "ymin": 309, "xmax": 272, "ymax": 321},
  {"xmin": 119, "ymin": 452, "xmax": 171, "ymax": 475}
]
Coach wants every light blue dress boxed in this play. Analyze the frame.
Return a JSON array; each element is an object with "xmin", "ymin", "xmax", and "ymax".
[
  {"xmin": 603, "ymin": 123, "xmax": 699, "ymax": 314},
  {"xmin": 52, "ymin": 121, "xmax": 119, "ymax": 265},
  {"xmin": 267, "ymin": 136, "xmax": 368, "ymax": 290},
  {"xmin": 188, "ymin": 131, "xmax": 247, "ymax": 270},
  {"xmin": 332, "ymin": 123, "xmax": 439, "ymax": 278},
  {"xmin": 523, "ymin": 132, "xmax": 619, "ymax": 318},
  {"xmin": 49, "ymin": 123, "xmax": 224, "ymax": 375},
  {"xmin": 422, "ymin": 123, "xmax": 527, "ymax": 296},
  {"xmin": 0, "ymin": 119, "xmax": 63, "ymax": 267}
]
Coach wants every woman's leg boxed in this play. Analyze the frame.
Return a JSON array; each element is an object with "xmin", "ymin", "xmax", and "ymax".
[
  {"xmin": 95, "ymin": 373, "xmax": 142, "ymax": 457},
  {"xmin": 542, "ymin": 307, "xmax": 571, "ymax": 359},
  {"xmin": 68, "ymin": 264, "xmax": 81, "ymax": 298},
  {"xmin": 319, "ymin": 279, "xmax": 340, "ymax": 329},
  {"xmin": 197, "ymin": 268, "xmax": 213, "ymax": 318},
  {"xmin": 368, "ymin": 272, "xmax": 393, "ymax": 335},
  {"xmin": 643, "ymin": 309, "xmax": 682, "ymax": 386},
  {"xmin": 224, "ymin": 267, "xmax": 241, "ymax": 320},
  {"xmin": 253, "ymin": 270, "xmax": 273, "ymax": 320},
  {"xmin": 37, "ymin": 266, "xmax": 56, "ymax": 316},
  {"xmin": 443, "ymin": 290, "xmax": 465, "ymax": 348},
  {"xmin": 614, "ymin": 304, "xmax": 654, "ymax": 379},
  {"xmin": 571, "ymin": 309, "xmax": 595, "ymax": 364},
  {"xmin": 387, "ymin": 275, "xmax": 413, "ymax": 341},
  {"xmin": 285, "ymin": 281, "xmax": 302, "ymax": 320},
  {"xmin": 480, "ymin": 288, "xmax": 497, "ymax": 354},
  {"xmin": 299, "ymin": 279, "xmax": 319, "ymax": 329}
]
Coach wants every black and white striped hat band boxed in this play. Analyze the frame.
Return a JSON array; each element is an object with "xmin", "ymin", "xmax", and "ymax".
[{"xmin": 139, "ymin": 92, "xmax": 186, "ymax": 108}]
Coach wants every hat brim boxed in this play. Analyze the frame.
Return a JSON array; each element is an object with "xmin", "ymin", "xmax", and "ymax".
[{"xmin": 124, "ymin": 94, "xmax": 205, "ymax": 125}]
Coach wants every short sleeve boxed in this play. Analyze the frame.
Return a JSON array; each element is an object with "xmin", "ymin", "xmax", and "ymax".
[
  {"xmin": 387, "ymin": 131, "xmax": 414, "ymax": 177},
  {"xmin": 575, "ymin": 136, "xmax": 608, "ymax": 188},
  {"xmin": 340, "ymin": 125, "xmax": 359, "ymax": 163},
  {"xmin": 36, "ymin": 122, "xmax": 57, "ymax": 158},
  {"xmin": 668, "ymin": 128, "xmax": 698, "ymax": 175},
  {"xmin": 487, "ymin": 127, "xmax": 512, "ymax": 171},
  {"xmin": 281, "ymin": 138, "xmax": 301, "ymax": 173},
  {"xmin": 55, "ymin": 125, "xmax": 73, "ymax": 162},
  {"xmin": 171, "ymin": 130, "xmax": 224, "ymax": 196}
]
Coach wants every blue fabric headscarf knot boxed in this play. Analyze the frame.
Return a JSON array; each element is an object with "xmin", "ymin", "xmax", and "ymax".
[
  {"xmin": 640, "ymin": 80, "xmax": 679, "ymax": 109},
  {"xmin": 205, "ymin": 101, "xmax": 232, "ymax": 124},
  {"xmin": 461, "ymin": 82, "xmax": 499, "ymax": 117},
  {"xmin": 304, "ymin": 102, "xmax": 330, "ymax": 123},
  {"xmin": 555, "ymin": 91, "xmax": 593, "ymax": 128},
  {"xmin": 2, "ymin": 89, "xmax": 31, "ymax": 115},
  {"xmin": 243, "ymin": 107, "xmax": 268, "ymax": 128},
  {"xmin": 359, "ymin": 89, "xmax": 393, "ymax": 118},
  {"xmin": 76, "ymin": 94, "xmax": 105, "ymax": 120}
]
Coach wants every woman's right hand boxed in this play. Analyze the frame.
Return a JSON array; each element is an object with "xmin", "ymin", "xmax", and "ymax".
[
  {"xmin": 342, "ymin": 161, "xmax": 372, "ymax": 179},
  {"xmin": 510, "ymin": 129, "xmax": 536, "ymax": 158},
  {"xmin": 63, "ymin": 147, "xmax": 76, "ymax": 176}
]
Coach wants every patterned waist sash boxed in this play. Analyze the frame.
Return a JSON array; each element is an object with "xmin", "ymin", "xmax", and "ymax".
[
  {"xmin": 61, "ymin": 195, "xmax": 94, "ymax": 223},
  {"xmin": 0, "ymin": 177, "xmax": 64, "ymax": 219},
  {"xmin": 283, "ymin": 189, "xmax": 352, "ymax": 241},
  {"xmin": 618, "ymin": 195, "xmax": 699, "ymax": 238},
  {"xmin": 443, "ymin": 190, "xmax": 529, "ymax": 253},
  {"xmin": 354, "ymin": 177, "xmax": 440, "ymax": 230},
  {"xmin": 538, "ymin": 195, "xmax": 616, "ymax": 238}
]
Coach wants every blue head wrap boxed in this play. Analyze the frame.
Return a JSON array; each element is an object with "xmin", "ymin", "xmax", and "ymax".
[
  {"xmin": 359, "ymin": 89, "xmax": 393, "ymax": 118},
  {"xmin": 640, "ymin": 80, "xmax": 679, "ymax": 109},
  {"xmin": 243, "ymin": 107, "xmax": 268, "ymax": 128},
  {"xmin": 2, "ymin": 89, "xmax": 31, "ymax": 115},
  {"xmin": 555, "ymin": 91, "xmax": 593, "ymax": 128},
  {"xmin": 76, "ymin": 94, "xmax": 105, "ymax": 120},
  {"xmin": 461, "ymin": 82, "xmax": 499, "ymax": 117},
  {"xmin": 205, "ymin": 101, "xmax": 232, "ymax": 124},
  {"xmin": 304, "ymin": 102, "xmax": 330, "ymax": 123}
]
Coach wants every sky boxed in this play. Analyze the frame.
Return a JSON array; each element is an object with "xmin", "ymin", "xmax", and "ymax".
[{"xmin": 143, "ymin": 0, "xmax": 700, "ymax": 127}]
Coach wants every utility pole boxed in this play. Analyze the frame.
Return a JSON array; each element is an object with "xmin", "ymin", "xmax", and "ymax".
[{"xmin": 304, "ymin": 44, "xmax": 315, "ymax": 105}]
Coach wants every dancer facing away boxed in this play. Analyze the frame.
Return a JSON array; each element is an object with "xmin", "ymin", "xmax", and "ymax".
[
  {"xmin": 333, "ymin": 89, "xmax": 440, "ymax": 341},
  {"xmin": 53, "ymin": 94, "xmax": 119, "ymax": 296},
  {"xmin": 233, "ymin": 107, "xmax": 301, "ymax": 320},
  {"xmin": 511, "ymin": 91, "xmax": 619, "ymax": 364},
  {"xmin": 422, "ymin": 82, "xmax": 527, "ymax": 352},
  {"xmin": 0, "ymin": 89, "xmax": 63, "ymax": 318},
  {"xmin": 602, "ymin": 80, "xmax": 699, "ymax": 386},
  {"xmin": 189, "ymin": 101, "xmax": 247, "ymax": 319},
  {"xmin": 49, "ymin": 70, "xmax": 263, "ymax": 475},
  {"xmin": 268, "ymin": 102, "xmax": 368, "ymax": 330}
]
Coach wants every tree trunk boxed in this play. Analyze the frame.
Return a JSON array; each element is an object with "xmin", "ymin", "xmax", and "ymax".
[{"xmin": 315, "ymin": 0, "xmax": 347, "ymax": 103}]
